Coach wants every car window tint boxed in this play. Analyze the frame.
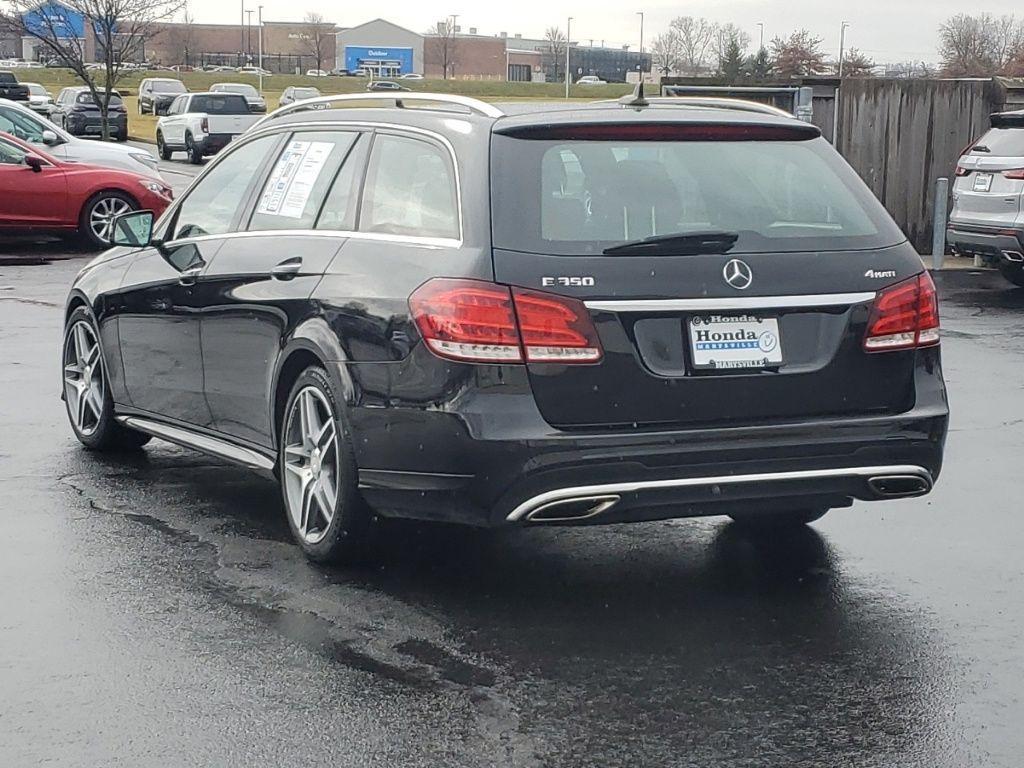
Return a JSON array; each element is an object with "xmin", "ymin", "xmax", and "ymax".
[
  {"xmin": 359, "ymin": 134, "xmax": 459, "ymax": 239},
  {"xmin": 0, "ymin": 106, "xmax": 46, "ymax": 143},
  {"xmin": 172, "ymin": 134, "xmax": 279, "ymax": 240},
  {"xmin": 249, "ymin": 132, "xmax": 359, "ymax": 232},
  {"xmin": 315, "ymin": 137, "xmax": 368, "ymax": 232}
]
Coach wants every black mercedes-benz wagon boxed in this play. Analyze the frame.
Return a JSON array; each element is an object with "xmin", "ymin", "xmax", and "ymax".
[{"xmin": 62, "ymin": 91, "xmax": 949, "ymax": 562}]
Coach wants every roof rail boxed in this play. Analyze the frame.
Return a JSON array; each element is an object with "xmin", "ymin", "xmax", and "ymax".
[
  {"xmin": 599, "ymin": 96, "xmax": 795, "ymax": 119},
  {"xmin": 253, "ymin": 92, "xmax": 505, "ymax": 129}
]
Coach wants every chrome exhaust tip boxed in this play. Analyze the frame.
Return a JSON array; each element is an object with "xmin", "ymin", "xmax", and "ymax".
[
  {"xmin": 525, "ymin": 494, "xmax": 621, "ymax": 523},
  {"xmin": 867, "ymin": 474, "xmax": 931, "ymax": 499},
  {"xmin": 1002, "ymin": 250, "xmax": 1024, "ymax": 263}
]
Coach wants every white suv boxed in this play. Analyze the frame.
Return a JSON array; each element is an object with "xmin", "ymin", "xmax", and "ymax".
[{"xmin": 0, "ymin": 97, "xmax": 161, "ymax": 178}]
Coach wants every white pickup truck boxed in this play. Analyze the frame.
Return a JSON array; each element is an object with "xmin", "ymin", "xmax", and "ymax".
[{"xmin": 156, "ymin": 92, "xmax": 261, "ymax": 164}]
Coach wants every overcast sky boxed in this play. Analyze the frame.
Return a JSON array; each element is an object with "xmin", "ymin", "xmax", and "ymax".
[{"xmin": 200, "ymin": 1, "xmax": 1010, "ymax": 64}]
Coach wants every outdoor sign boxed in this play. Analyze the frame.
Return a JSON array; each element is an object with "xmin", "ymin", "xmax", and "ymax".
[{"xmin": 343, "ymin": 45, "xmax": 413, "ymax": 74}]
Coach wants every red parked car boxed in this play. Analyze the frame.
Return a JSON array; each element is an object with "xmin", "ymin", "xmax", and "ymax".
[{"xmin": 0, "ymin": 131, "xmax": 172, "ymax": 247}]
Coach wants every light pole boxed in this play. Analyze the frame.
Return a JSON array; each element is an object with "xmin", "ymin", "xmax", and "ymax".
[
  {"xmin": 756, "ymin": 22, "xmax": 764, "ymax": 51},
  {"xmin": 838, "ymin": 21, "xmax": 850, "ymax": 77},
  {"xmin": 257, "ymin": 4, "xmax": 263, "ymax": 91},
  {"xmin": 636, "ymin": 11, "xmax": 644, "ymax": 83},
  {"xmin": 245, "ymin": 9, "xmax": 253, "ymax": 62},
  {"xmin": 240, "ymin": 1, "xmax": 245, "ymax": 65},
  {"xmin": 565, "ymin": 16, "xmax": 572, "ymax": 98}
]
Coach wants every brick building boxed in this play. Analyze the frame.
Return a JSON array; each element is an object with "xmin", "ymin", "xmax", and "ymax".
[{"xmin": 144, "ymin": 19, "xmax": 337, "ymax": 72}]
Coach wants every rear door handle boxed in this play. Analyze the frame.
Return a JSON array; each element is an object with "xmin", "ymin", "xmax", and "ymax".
[
  {"xmin": 271, "ymin": 258, "xmax": 302, "ymax": 280},
  {"xmin": 178, "ymin": 266, "xmax": 203, "ymax": 286}
]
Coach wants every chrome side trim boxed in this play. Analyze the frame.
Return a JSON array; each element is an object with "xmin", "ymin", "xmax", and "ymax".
[
  {"xmin": 506, "ymin": 465, "xmax": 932, "ymax": 522},
  {"xmin": 584, "ymin": 292, "xmax": 876, "ymax": 312},
  {"xmin": 116, "ymin": 416, "xmax": 276, "ymax": 472}
]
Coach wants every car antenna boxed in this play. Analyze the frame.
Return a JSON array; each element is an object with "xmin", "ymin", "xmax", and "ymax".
[{"xmin": 618, "ymin": 81, "xmax": 649, "ymax": 109}]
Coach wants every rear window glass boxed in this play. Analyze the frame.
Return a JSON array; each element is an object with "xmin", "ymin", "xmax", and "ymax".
[
  {"xmin": 153, "ymin": 80, "xmax": 186, "ymax": 93},
  {"xmin": 971, "ymin": 127, "xmax": 1024, "ymax": 156},
  {"xmin": 0, "ymin": 73, "xmax": 16, "ymax": 84},
  {"xmin": 293, "ymin": 88, "xmax": 320, "ymax": 99},
  {"xmin": 215, "ymin": 84, "xmax": 257, "ymax": 97},
  {"xmin": 190, "ymin": 94, "xmax": 250, "ymax": 114},
  {"xmin": 76, "ymin": 92, "xmax": 123, "ymax": 106},
  {"xmin": 491, "ymin": 133, "xmax": 904, "ymax": 255}
]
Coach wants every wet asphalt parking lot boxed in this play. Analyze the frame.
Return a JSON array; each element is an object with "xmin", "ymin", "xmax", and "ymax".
[{"xmin": 1, "ymin": 153, "xmax": 1022, "ymax": 765}]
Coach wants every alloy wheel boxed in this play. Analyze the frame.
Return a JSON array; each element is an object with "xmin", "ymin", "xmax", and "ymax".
[
  {"xmin": 89, "ymin": 196, "xmax": 131, "ymax": 242},
  {"xmin": 63, "ymin": 320, "xmax": 105, "ymax": 436},
  {"xmin": 282, "ymin": 387, "xmax": 341, "ymax": 544}
]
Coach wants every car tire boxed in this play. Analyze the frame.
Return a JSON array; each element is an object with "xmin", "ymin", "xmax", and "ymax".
[
  {"xmin": 156, "ymin": 131, "xmax": 172, "ymax": 160},
  {"xmin": 185, "ymin": 132, "xmax": 203, "ymax": 164},
  {"xmin": 998, "ymin": 261, "xmax": 1024, "ymax": 287},
  {"xmin": 62, "ymin": 307, "xmax": 151, "ymax": 452},
  {"xmin": 278, "ymin": 365, "xmax": 372, "ymax": 564},
  {"xmin": 78, "ymin": 190, "xmax": 137, "ymax": 248},
  {"xmin": 114, "ymin": 130, "xmax": 127, "ymax": 142},
  {"xmin": 728, "ymin": 508, "xmax": 828, "ymax": 528}
]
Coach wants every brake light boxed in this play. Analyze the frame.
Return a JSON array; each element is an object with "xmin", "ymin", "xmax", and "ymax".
[
  {"xmin": 200, "ymin": 117, "xmax": 209, "ymax": 133},
  {"xmin": 512, "ymin": 288, "xmax": 603, "ymax": 362},
  {"xmin": 409, "ymin": 278, "xmax": 603, "ymax": 364},
  {"xmin": 863, "ymin": 273, "xmax": 940, "ymax": 352},
  {"xmin": 955, "ymin": 165, "xmax": 970, "ymax": 176},
  {"xmin": 1003, "ymin": 168, "xmax": 1024, "ymax": 179}
]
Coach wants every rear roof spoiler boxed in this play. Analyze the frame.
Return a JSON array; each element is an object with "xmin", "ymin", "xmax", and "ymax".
[{"xmin": 990, "ymin": 111, "xmax": 1024, "ymax": 128}]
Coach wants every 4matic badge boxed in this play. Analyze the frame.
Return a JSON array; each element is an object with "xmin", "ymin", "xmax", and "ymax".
[{"xmin": 864, "ymin": 269, "xmax": 898, "ymax": 279}]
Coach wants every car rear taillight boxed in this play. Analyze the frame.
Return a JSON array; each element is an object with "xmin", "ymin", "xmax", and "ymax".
[
  {"xmin": 863, "ymin": 273, "xmax": 940, "ymax": 352},
  {"xmin": 200, "ymin": 117, "xmax": 209, "ymax": 133},
  {"xmin": 1003, "ymin": 168, "xmax": 1024, "ymax": 179},
  {"xmin": 955, "ymin": 165, "xmax": 970, "ymax": 177},
  {"xmin": 409, "ymin": 278, "xmax": 603, "ymax": 364}
]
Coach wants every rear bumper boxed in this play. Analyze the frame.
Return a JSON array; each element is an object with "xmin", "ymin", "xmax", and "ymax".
[
  {"xmin": 196, "ymin": 133, "xmax": 234, "ymax": 154},
  {"xmin": 947, "ymin": 223, "xmax": 1024, "ymax": 264},
  {"xmin": 343, "ymin": 352, "xmax": 949, "ymax": 527}
]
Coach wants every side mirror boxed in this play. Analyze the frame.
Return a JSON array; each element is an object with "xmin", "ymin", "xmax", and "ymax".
[
  {"xmin": 110, "ymin": 210, "xmax": 154, "ymax": 247},
  {"xmin": 41, "ymin": 129, "xmax": 60, "ymax": 146},
  {"xmin": 24, "ymin": 155, "xmax": 43, "ymax": 172}
]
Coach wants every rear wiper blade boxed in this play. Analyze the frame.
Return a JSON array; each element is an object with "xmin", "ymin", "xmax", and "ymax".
[
  {"xmin": 602, "ymin": 231, "xmax": 739, "ymax": 256},
  {"xmin": 971, "ymin": 145, "xmax": 991, "ymax": 153}
]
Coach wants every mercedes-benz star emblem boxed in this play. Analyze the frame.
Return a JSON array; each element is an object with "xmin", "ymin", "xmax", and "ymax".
[{"xmin": 723, "ymin": 259, "xmax": 753, "ymax": 290}]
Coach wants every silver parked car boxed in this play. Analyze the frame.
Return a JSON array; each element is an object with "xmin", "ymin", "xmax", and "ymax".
[
  {"xmin": 948, "ymin": 111, "xmax": 1024, "ymax": 287},
  {"xmin": 0, "ymin": 97, "xmax": 161, "ymax": 178},
  {"xmin": 279, "ymin": 86, "xmax": 322, "ymax": 106}
]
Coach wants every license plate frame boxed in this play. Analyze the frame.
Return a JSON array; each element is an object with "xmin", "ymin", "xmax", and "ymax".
[
  {"xmin": 687, "ymin": 314, "xmax": 784, "ymax": 371},
  {"xmin": 973, "ymin": 173, "xmax": 993, "ymax": 192}
]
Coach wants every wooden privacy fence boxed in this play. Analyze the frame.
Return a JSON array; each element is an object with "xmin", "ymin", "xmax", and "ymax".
[{"xmin": 836, "ymin": 78, "xmax": 1003, "ymax": 253}]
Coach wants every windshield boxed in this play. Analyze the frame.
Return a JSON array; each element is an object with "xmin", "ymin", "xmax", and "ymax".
[
  {"xmin": 27, "ymin": 84, "xmax": 47, "ymax": 96},
  {"xmin": 76, "ymin": 92, "xmax": 123, "ymax": 106},
  {"xmin": 153, "ymin": 80, "xmax": 186, "ymax": 94},
  {"xmin": 190, "ymin": 94, "xmax": 251, "ymax": 114},
  {"xmin": 293, "ymin": 88, "xmax": 320, "ymax": 99},
  {"xmin": 215, "ymin": 84, "xmax": 258, "ymax": 97},
  {"xmin": 491, "ymin": 133, "xmax": 904, "ymax": 255}
]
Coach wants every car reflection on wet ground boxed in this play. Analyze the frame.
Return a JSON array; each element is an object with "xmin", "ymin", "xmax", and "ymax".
[{"xmin": 0, "ymin": 253, "xmax": 1021, "ymax": 766}]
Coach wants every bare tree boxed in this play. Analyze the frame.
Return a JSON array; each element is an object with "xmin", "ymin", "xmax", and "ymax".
[
  {"xmin": 770, "ymin": 29, "xmax": 827, "ymax": 77},
  {"xmin": 836, "ymin": 48, "xmax": 875, "ymax": 78},
  {"xmin": 938, "ymin": 13, "xmax": 1024, "ymax": 75},
  {"xmin": 162, "ymin": 4, "xmax": 196, "ymax": 67},
  {"xmin": 299, "ymin": 11, "xmax": 329, "ymax": 73},
  {"xmin": 425, "ymin": 18, "xmax": 460, "ymax": 79},
  {"xmin": 650, "ymin": 29, "xmax": 682, "ymax": 76},
  {"xmin": 2, "ymin": 0, "xmax": 185, "ymax": 139},
  {"xmin": 886, "ymin": 60, "xmax": 935, "ymax": 78},
  {"xmin": 544, "ymin": 26, "xmax": 567, "ymax": 83},
  {"xmin": 670, "ymin": 16, "xmax": 717, "ymax": 75}
]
